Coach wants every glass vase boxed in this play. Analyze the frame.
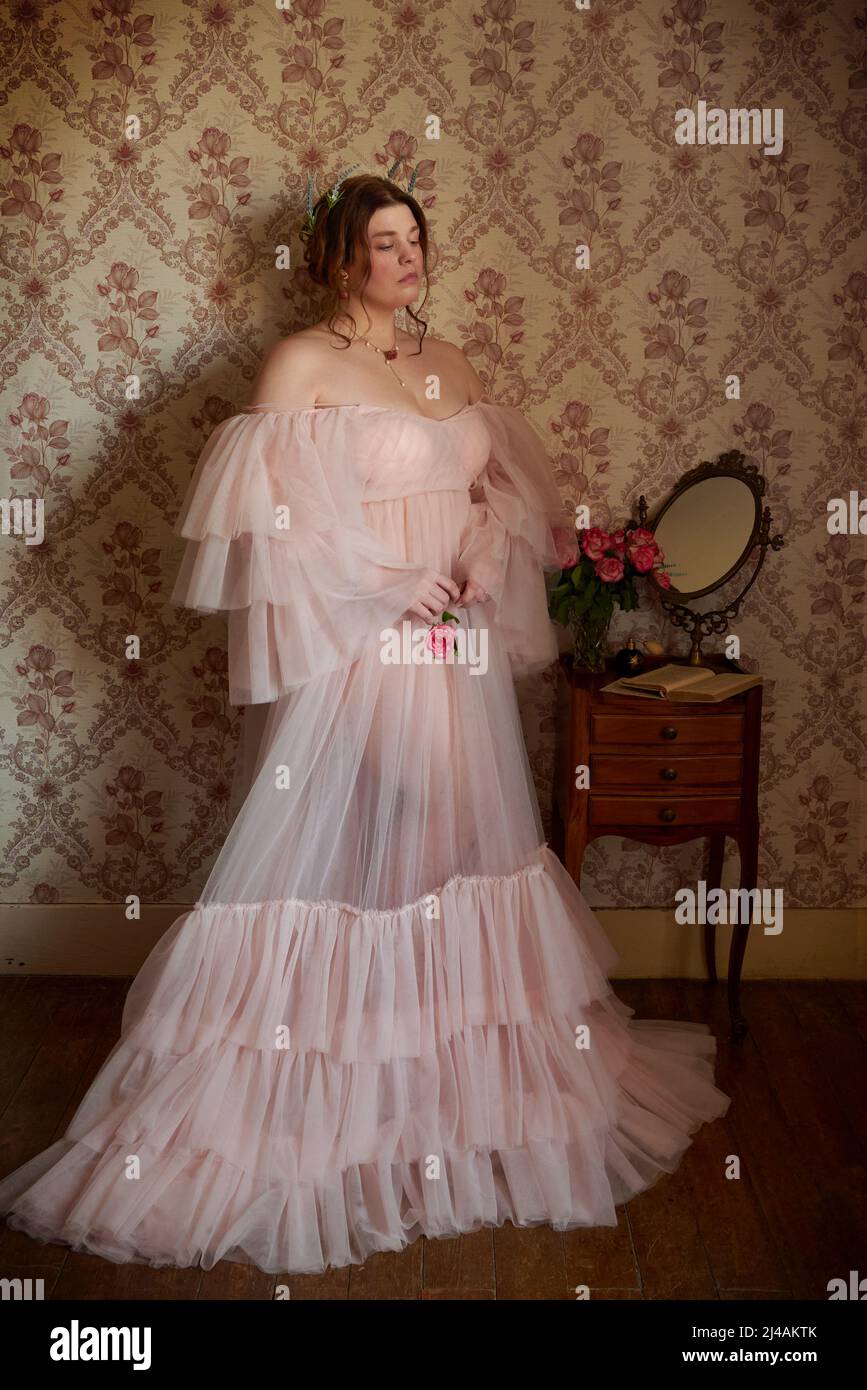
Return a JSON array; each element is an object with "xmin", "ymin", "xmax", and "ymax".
[{"xmin": 570, "ymin": 611, "xmax": 612, "ymax": 673}]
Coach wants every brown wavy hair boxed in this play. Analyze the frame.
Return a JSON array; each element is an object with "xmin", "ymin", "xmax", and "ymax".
[{"xmin": 300, "ymin": 173, "xmax": 429, "ymax": 354}]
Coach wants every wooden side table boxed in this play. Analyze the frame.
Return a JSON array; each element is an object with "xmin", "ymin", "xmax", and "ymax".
[{"xmin": 551, "ymin": 653, "xmax": 763, "ymax": 1041}]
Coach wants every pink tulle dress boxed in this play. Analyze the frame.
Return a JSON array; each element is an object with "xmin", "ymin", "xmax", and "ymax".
[{"xmin": 0, "ymin": 398, "xmax": 730, "ymax": 1273}]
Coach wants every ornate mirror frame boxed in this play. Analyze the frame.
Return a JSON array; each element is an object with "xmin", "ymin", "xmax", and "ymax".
[{"xmin": 635, "ymin": 449, "xmax": 785, "ymax": 666}]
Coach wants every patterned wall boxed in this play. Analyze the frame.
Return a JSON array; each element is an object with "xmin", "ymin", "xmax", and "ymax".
[{"xmin": 1, "ymin": 0, "xmax": 864, "ymax": 915}]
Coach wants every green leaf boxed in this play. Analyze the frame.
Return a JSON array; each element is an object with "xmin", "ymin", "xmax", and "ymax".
[{"xmin": 573, "ymin": 586, "xmax": 595, "ymax": 616}]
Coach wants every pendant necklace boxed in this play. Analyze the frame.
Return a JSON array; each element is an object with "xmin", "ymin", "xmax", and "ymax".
[{"xmin": 355, "ymin": 332, "xmax": 408, "ymax": 389}]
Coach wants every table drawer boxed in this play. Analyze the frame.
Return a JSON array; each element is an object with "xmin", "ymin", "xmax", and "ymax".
[
  {"xmin": 592, "ymin": 753, "xmax": 743, "ymax": 788},
  {"xmin": 591, "ymin": 711, "xmax": 744, "ymax": 746},
  {"xmin": 590, "ymin": 794, "xmax": 741, "ymax": 827}
]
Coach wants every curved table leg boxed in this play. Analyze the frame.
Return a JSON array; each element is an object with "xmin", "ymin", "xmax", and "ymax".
[
  {"xmin": 728, "ymin": 824, "xmax": 759, "ymax": 1043},
  {"xmin": 704, "ymin": 832, "xmax": 726, "ymax": 984}
]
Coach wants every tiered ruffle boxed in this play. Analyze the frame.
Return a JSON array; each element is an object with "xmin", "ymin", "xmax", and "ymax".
[
  {"xmin": 169, "ymin": 409, "xmax": 424, "ymax": 704},
  {"xmin": 0, "ymin": 848, "xmax": 729, "ymax": 1274}
]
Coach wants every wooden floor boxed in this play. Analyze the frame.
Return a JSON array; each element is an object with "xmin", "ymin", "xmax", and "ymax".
[{"xmin": 0, "ymin": 975, "xmax": 865, "ymax": 1300}]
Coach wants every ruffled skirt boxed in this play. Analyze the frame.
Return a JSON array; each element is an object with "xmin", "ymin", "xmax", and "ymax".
[
  {"xmin": 0, "ymin": 848, "xmax": 729, "ymax": 1272},
  {"xmin": 0, "ymin": 489, "xmax": 730, "ymax": 1272}
]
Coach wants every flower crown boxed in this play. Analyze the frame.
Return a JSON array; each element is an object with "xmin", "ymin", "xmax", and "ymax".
[{"xmin": 301, "ymin": 159, "xmax": 419, "ymax": 239}]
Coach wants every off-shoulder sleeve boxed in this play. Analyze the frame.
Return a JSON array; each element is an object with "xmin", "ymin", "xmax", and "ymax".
[
  {"xmin": 456, "ymin": 400, "xmax": 573, "ymax": 679},
  {"xmin": 169, "ymin": 407, "xmax": 424, "ymax": 704}
]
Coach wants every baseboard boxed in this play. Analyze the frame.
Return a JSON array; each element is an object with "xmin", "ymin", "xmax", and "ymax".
[
  {"xmin": 596, "ymin": 906, "xmax": 866, "ymax": 979},
  {"xmin": 0, "ymin": 904, "xmax": 863, "ymax": 979}
]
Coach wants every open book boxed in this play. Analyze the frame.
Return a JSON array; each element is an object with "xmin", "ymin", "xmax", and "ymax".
[{"xmin": 601, "ymin": 662, "xmax": 762, "ymax": 702}]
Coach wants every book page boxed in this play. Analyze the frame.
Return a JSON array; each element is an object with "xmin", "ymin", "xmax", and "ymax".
[
  {"xmin": 622, "ymin": 663, "xmax": 714, "ymax": 694},
  {"xmin": 668, "ymin": 672, "xmax": 761, "ymax": 701}
]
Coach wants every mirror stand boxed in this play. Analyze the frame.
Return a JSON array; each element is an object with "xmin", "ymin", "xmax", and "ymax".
[{"xmin": 635, "ymin": 450, "xmax": 785, "ymax": 666}]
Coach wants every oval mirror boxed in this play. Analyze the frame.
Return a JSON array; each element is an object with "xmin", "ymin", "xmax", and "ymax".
[{"xmin": 652, "ymin": 474, "xmax": 760, "ymax": 600}]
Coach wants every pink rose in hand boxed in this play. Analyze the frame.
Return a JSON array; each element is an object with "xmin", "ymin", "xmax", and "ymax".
[{"xmin": 427, "ymin": 621, "xmax": 457, "ymax": 660}]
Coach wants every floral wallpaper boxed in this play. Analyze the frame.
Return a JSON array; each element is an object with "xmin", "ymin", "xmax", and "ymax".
[{"xmin": 0, "ymin": 0, "xmax": 864, "ymax": 919}]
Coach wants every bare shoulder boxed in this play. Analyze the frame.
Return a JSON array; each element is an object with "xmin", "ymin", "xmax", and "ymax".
[
  {"xmin": 460, "ymin": 352, "xmax": 488, "ymax": 404},
  {"xmin": 246, "ymin": 328, "xmax": 328, "ymax": 409},
  {"xmin": 416, "ymin": 332, "xmax": 488, "ymax": 404}
]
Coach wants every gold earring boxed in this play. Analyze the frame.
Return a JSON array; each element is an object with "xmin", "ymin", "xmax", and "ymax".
[{"xmin": 339, "ymin": 269, "xmax": 349, "ymax": 298}]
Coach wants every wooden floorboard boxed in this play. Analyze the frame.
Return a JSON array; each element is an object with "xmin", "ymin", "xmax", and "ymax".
[{"xmin": 0, "ymin": 976, "xmax": 863, "ymax": 1299}]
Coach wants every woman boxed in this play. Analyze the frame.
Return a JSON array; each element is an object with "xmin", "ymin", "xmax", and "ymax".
[{"xmin": 0, "ymin": 173, "xmax": 730, "ymax": 1274}]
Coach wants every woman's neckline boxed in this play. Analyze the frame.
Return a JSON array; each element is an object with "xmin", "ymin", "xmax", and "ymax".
[{"xmin": 240, "ymin": 400, "xmax": 488, "ymax": 424}]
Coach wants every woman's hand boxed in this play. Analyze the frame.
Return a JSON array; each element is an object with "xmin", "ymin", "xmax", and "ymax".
[
  {"xmin": 407, "ymin": 569, "xmax": 462, "ymax": 622},
  {"xmin": 454, "ymin": 578, "xmax": 491, "ymax": 607}
]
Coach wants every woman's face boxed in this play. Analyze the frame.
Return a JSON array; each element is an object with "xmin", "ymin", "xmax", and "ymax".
[{"xmin": 345, "ymin": 202, "xmax": 422, "ymax": 303}]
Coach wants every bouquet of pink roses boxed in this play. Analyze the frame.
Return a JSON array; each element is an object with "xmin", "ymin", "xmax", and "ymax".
[{"xmin": 548, "ymin": 524, "xmax": 671, "ymax": 650}]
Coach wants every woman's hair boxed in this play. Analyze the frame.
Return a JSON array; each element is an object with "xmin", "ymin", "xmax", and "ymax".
[{"xmin": 300, "ymin": 173, "xmax": 429, "ymax": 353}]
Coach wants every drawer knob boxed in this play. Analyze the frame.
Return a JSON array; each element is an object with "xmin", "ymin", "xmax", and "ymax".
[
  {"xmin": 660, "ymin": 806, "xmax": 677, "ymax": 822},
  {"xmin": 661, "ymin": 767, "xmax": 678, "ymax": 780},
  {"xmin": 661, "ymin": 725, "xmax": 678, "ymax": 740}
]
